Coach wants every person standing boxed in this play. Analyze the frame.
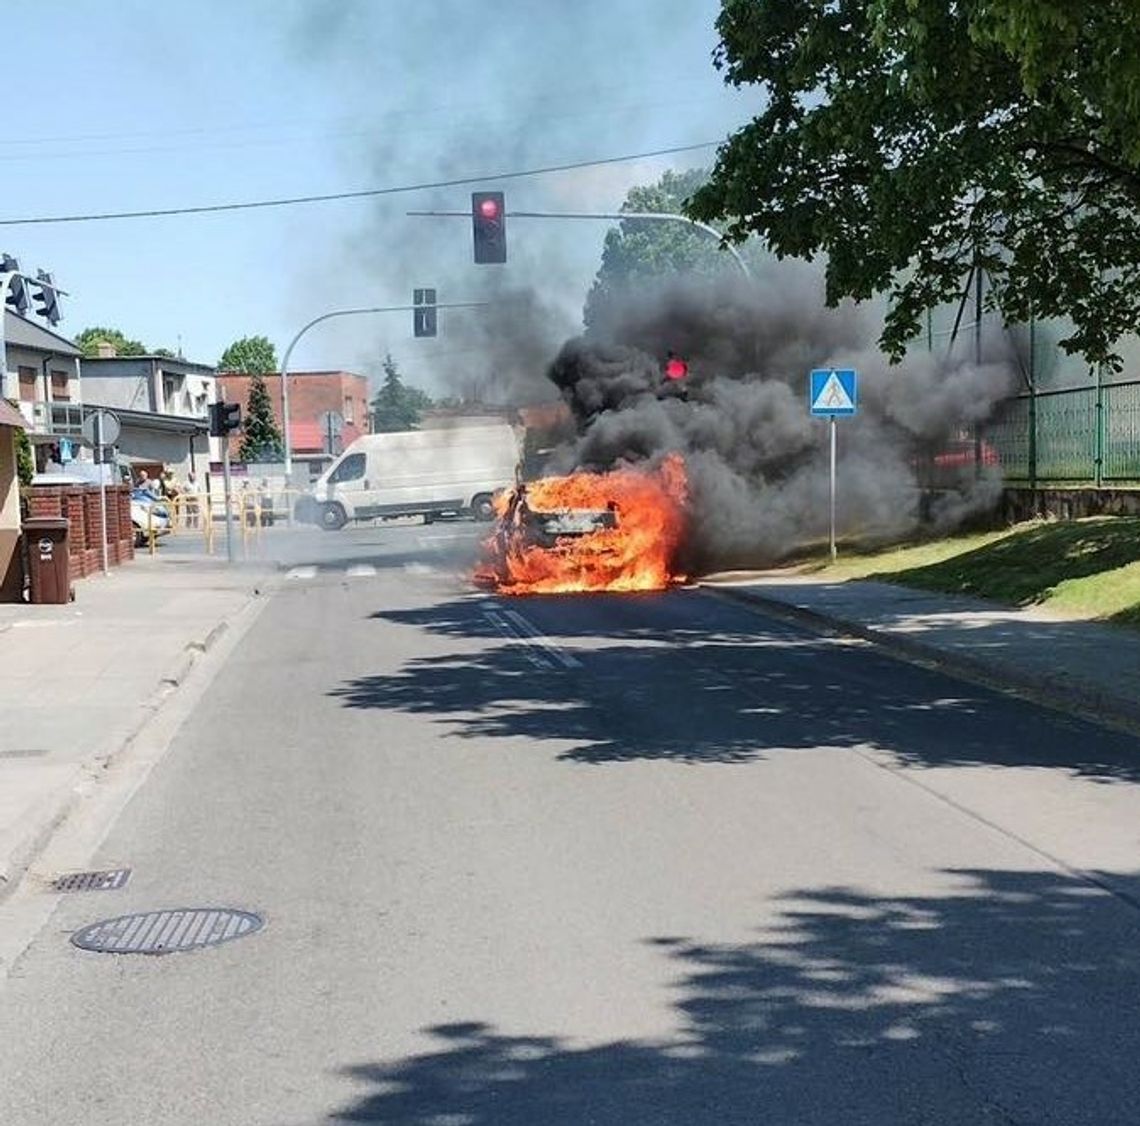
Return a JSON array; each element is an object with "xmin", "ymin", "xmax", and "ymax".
[{"xmin": 184, "ymin": 470, "xmax": 201, "ymax": 529}]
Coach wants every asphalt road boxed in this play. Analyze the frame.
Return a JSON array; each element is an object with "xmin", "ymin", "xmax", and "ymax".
[{"xmin": 2, "ymin": 521, "xmax": 1140, "ymax": 1125}]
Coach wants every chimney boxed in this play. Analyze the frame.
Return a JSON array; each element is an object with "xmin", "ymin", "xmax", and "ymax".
[{"xmin": 95, "ymin": 340, "xmax": 117, "ymax": 358}]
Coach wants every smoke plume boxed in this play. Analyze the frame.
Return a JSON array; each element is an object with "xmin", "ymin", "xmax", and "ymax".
[{"xmin": 544, "ymin": 261, "xmax": 1016, "ymax": 571}]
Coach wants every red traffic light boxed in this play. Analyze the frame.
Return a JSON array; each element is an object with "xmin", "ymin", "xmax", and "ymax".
[
  {"xmin": 664, "ymin": 356, "xmax": 688, "ymax": 381},
  {"xmin": 472, "ymin": 191, "xmax": 507, "ymax": 264}
]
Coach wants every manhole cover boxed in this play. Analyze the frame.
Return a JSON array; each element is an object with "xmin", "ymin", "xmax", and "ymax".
[
  {"xmin": 53, "ymin": 868, "xmax": 131, "ymax": 893},
  {"xmin": 71, "ymin": 908, "xmax": 264, "ymax": 955}
]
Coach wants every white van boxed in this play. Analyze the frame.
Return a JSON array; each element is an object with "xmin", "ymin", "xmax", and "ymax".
[{"xmin": 306, "ymin": 423, "xmax": 520, "ymax": 530}]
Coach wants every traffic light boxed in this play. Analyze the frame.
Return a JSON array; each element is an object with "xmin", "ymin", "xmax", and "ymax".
[
  {"xmin": 664, "ymin": 352, "xmax": 689, "ymax": 381},
  {"xmin": 209, "ymin": 401, "xmax": 242, "ymax": 437},
  {"xmin": 472, "ymin": 191, "xmax": 506, "ymax": 264},
  {"xmin": 1, "ymin": 254, "xmax": 29, "ymax": 316},
  {"xmin": 413, "ymin": 287, "xmax": 437, "ymax": 338},
  {"xmin": 32, "ymin": 270, "xmax": 60, "ymax": 326}
]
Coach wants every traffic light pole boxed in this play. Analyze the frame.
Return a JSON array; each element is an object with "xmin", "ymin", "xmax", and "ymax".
[
  {"xmin": 405, "ymin": 209, "xmax": 753, "ymax": 280},
  {"xmin": 278, "ymin": 301, "xmax": 489, "ymax": 478},
  {"xmin": 222, "ymin": 437, "xmax": 236, "ymax": 564}
]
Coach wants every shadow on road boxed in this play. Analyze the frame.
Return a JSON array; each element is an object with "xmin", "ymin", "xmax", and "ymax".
[
  {"xmin": 329, "ymin": 593, "xmax": 1140, "ymax": 781},
  {"xmin": 326, "ymin": 867, "xmax": 1140, "ymax": 1123}
]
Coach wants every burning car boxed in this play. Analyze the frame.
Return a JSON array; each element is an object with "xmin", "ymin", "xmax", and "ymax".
[{"xmin": 475, "ymin": 455, "xmax": 688, "ymax": 595}]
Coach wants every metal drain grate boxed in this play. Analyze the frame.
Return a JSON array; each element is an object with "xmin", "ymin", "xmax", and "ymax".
[
  {"xmin": 71, "ymin": 908, "xmax": 264, "ymax": 955},
  {"xmin": 53, "ymin": 869, "xmax": 131, "ymax": 893}
]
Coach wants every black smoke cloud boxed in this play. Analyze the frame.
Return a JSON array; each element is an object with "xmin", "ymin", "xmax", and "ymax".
[{"xmin": 544, "ymin": 261, "xmax": 1017, "ymax": 571}]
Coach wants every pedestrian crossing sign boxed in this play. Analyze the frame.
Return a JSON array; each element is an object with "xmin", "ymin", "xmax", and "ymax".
[{"xmin": 810, "ymin": 368, "xmax": 858, "ymax": 416}]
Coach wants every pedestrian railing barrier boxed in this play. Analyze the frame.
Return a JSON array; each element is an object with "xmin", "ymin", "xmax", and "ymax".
[{"xmin": 154, "ymin": 490, "xmax": 310, "ymax": 556}]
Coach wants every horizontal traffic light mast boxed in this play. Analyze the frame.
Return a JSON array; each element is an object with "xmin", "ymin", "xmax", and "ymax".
[
  {"xmin": 407, "ymin": 202, "xmax": 752, "ymax": 279},
  {"xmin": 1, "ymin": 255, "xmax": 69, "ymax": 399}
]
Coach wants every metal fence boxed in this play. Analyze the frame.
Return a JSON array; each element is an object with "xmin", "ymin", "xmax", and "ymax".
[{"xmin": 983, "ymin": 378, "xmax": 1140, "ymax": 486}]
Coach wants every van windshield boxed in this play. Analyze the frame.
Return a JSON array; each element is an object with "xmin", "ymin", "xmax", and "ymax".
[{"xmin": 328, "ymin": 453, "xmax": 365, "ymax": 484}]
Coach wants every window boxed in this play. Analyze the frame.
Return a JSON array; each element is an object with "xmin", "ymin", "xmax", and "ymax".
[
  {"xmin": 344, "ymin": 397, "xmax": 354, "ymax": 424},
  {"xmin": 18, "ymin": 366, "xmax": 37, "ymax": 403},
  {"xmin": 50, "ymin": 370, "xmax": 70, "ymax": 402},
  {"xmin": 328, "ymin": 452, "xmax": 365, "ymax": 484}
]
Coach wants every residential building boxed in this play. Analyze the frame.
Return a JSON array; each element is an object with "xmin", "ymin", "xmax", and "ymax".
[
  {"xmin": 215, "ymin": 370, "xmax": 371, "ymax": 476},
  {"xmin": 2, "ymin": 310, "xmax": 83, "ymax": 469},
  {"xmin": 79, "ymin": 354, "xmax": 218, "ymax": 481}
]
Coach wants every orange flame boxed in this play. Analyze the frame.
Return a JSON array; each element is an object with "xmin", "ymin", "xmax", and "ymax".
[{"xmin": 475, "ymin": 454, "xmax": 688, "ymax": 595}]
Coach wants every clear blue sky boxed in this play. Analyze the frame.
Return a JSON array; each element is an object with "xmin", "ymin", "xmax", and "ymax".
[{"xmin": 3, "ymin": 0, "xmax": 754, "ymax": 396}]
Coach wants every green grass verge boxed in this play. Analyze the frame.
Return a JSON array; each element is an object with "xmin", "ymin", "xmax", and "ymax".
[{"xmin": 809, "ymin": 518, "xmax": 1140, "ymax": 626}]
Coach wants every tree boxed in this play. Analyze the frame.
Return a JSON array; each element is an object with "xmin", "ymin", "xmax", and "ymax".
[
  {"xmin": 370, "ymin": 354, "xmax": 433, "ymax": 433},
  {"xmin": 688, "ymin": 0, "xmax": 1140, "ymax": 369},
  {"xmin": 584, "ymin": 168, "xmax": 739, "ymax": 331},
  {"xmin": 239, "ymin": 372, "xmax": 285, "ymax": 462},
  {"xmin": 219, "ymin": 335, "xmax": 277, "ymax": 374},
  {"xmin": 74, "ymin": 326, "xmax": 146, "ymax": 359}
]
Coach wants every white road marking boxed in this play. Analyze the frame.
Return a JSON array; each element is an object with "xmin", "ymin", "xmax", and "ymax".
[
  {"xmin": 416, "ymin": 532, "xmax": 476, "ymax": 546},
  {"xmin": 286, "ymin": 565, "xmax": 318, "ymax": 581},
  {"xmin": 482, "ymin": 607, "xmax": 582, "ymax": 670},
  {"xmin": 346, "ymin": 563, "xmax": 377, "ymax": 578}
]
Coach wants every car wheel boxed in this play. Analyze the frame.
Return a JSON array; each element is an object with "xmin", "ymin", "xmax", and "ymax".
[
  {"xmin": 319, "ymin": 502, "xmax": 347, "ymax": 531},
  {"xmin": 471, "ymin": 493, "xmax": 495, "ymax": 521}
]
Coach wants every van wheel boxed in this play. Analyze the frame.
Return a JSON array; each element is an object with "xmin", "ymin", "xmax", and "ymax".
[
  {"xmin": 319, "ymin": 502, "xmax": 347, "ymax": 531},
  {"xmin": 471, "ymin": 493, "xmax": 495, "ymax": 521}
]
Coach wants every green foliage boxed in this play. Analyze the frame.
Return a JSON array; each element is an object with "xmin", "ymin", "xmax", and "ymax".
[
  {"xmin": 219, "ymin": 335, "xmax": 278, "ymax": 374},
  {"xmin": 878, "ymin": 517, "xmax": 1140, "ymax": 623},
  {"xmin": 238, "ymin": 372, "xmax": 285, "ymax": 462},
  {"xmin": 689, "ymin": 0, "xmax": 1140, "ymax": 369},
  {"xmin": 370, "ymin": 354, "xmax": 433, "ymax": 433},
  {"xmin": 8, "ymin": 403, "xmax": 34, "ymax": 486},
  {"xmin": 584, "ymin": 168, "xmax": 739, "ymax": 330},
  {"xmin": 74, "ymin": 326, "xmax": 146, "ymax": 359}
]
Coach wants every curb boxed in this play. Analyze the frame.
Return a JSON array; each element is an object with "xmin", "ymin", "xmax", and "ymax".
[
  {"xmin": 704, "ymin": 583, "xmax": 1140, "ymax": 740},
  {"xmin": 0, "ymin": 586, "xmax": 261, "ymax": 904}
]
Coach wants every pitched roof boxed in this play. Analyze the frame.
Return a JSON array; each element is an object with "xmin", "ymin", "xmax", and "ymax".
[{"xmin": 3, "ymin": 310, "xmax": 82, "ymax": 357}]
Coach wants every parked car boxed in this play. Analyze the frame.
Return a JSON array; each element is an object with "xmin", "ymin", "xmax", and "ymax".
[{"xmin": 130, "ymin": 489, "xmax": 172, "ymax": 546}]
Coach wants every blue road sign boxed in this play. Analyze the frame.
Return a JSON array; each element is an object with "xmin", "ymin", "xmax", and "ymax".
[{"xmin": 810, "ymin": 368, "xmax": 858, "ymax": 416}]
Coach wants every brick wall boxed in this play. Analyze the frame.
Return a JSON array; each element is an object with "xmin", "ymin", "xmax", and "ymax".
[{"xmin": 24, "ymin": 484, "xmax": 135, "ymax": 582}]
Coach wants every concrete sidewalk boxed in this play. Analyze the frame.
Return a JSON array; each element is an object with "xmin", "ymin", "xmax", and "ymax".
[
  {"xmin": 0, "ymin": 552, "xmax": 271, "ymax": 899},
  {"xmin": 705, "ymin": 576, "xmax": 1140, "ymax": 737}
]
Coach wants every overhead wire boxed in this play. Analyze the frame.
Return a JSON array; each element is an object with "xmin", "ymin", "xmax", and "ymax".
[{"xmin": 0, "ymin": 141, "xmax": 722, "ymax": 227}]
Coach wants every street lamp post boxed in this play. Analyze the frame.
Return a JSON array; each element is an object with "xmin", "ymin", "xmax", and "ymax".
[{"xmin": 278, "ymin": 301, "xmax": 488, "ymax": 478}]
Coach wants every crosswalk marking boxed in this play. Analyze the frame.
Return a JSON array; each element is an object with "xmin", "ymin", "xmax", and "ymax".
[{"xmin": 282, "ymin": 561, "xmax": 458, "ymax": 583}]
